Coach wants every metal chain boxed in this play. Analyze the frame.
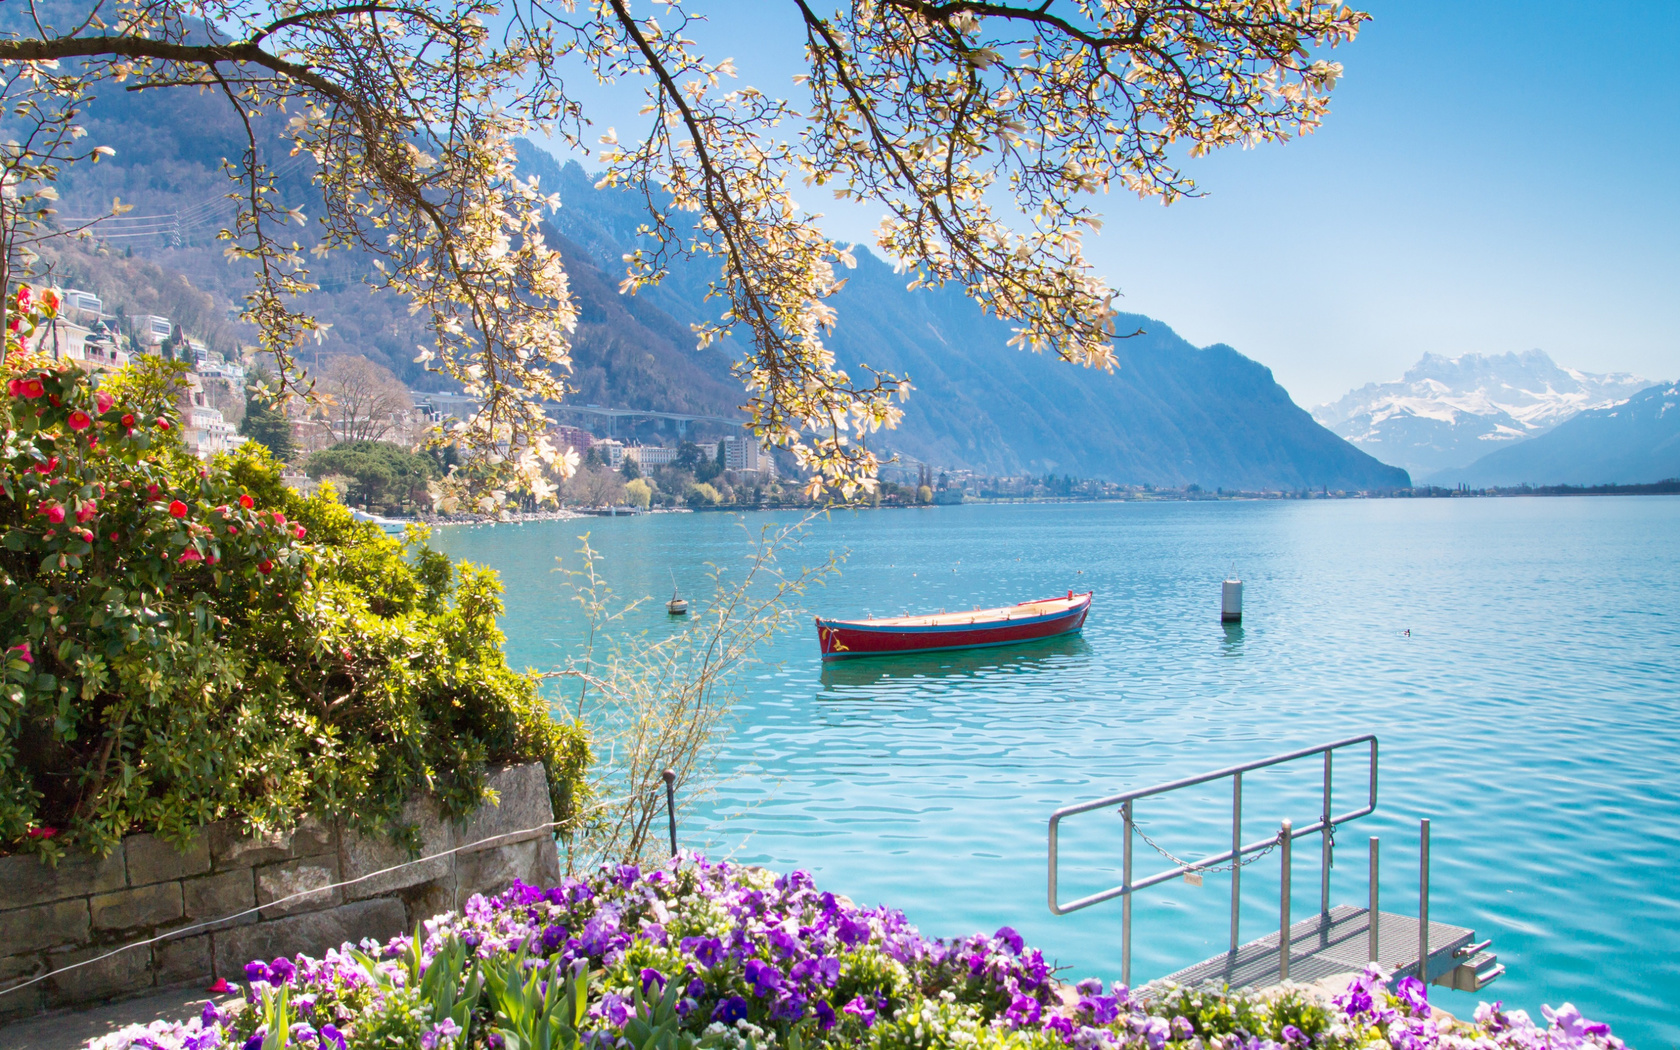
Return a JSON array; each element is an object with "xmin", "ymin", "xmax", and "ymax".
[{"xmin": 1126, "ymin": 817, "xmax": 1338, "ymax": 876}]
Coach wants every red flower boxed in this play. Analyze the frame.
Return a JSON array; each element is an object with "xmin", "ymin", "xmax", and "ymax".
[
  {"xmin": 156, "ymin": 418, "xmax": 170, "ymax": 431},
  {"xmin": 178, "ymin": 549, "xmax": 203, "ymax": 563},
  {"xmin": 273, "ymin": 512, "xmax": 287, "ymax": 525},
  {"xmin": 5, "ymin": 379, "xmax": 20, "ymax": 396},
  {"xmin": 33, "ymin": 456, "xmax": 58, "ymax": 475},
  {"xmin": 208, "ymin": 979, "xmax": 233, "ymax": 995},
  {"xmin": 147, "ymin": 484, "xmax": 160, "ymax": 499},
  {"xmin": 75, "ymin": 500, "xmax": 97, "ymax": 523},
  {"xmin": 293, "ymin": 525, "xmax": 307, "ymax": 539},
  {"xmin": 110, "ymin": 532, "xmax": 120, "ymax": 541},
  {"xmin": 121, "ymin": 413, "xmax": 136, "ymax": 429},
  {"xmin": 16, "ymin": 287, "xmax": 30, "ymax": 309},
  {"xmin": 168, "ymin": 500, "xmax": 188, "ymax": 518},
  {"xmin": 239, "ymin": 493, "xmax": 254, "ymax": 509},
  {"xmin": 42, "ymin": 505, "xmax": 65, "ymax": 524},
  {"xmin": 48, "ymin": 395, "xmax": 61, "ymax": 407},
  {"xmin": 26, "ymin": 827, "xmax": 57, "ymax": 840},
  {"xmin": 257, "ymin": 559, "xmax": 274, "ymax": 575},
  {"xmin": 95, "ymin": 391, "xmax": 115, "ymax": 414},
  {"xmin": 227, "ymin": 526, "xmax": 239, "ymax": 535},
  {"xmin": 205, "ymin": 554, "xmax": 219, "ymax": 566},
  {"xmin": 6, "ymin": 643, "xmax": 31, "ymax": 665},
  {"xmin": 67, "ymin": 410, "xmax": 92, "ymax": 431},
  {"xmin": 20, "ymin": 379, "xmax": 44, "ymax": 399}
]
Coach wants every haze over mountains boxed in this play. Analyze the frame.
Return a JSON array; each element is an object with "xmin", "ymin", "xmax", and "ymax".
[
  {"xmin": 1313, "ymin": 351, "xmax": 1650, "ymax": 479},
  {"xmin": 26, "ymin": 69, "xmax": 1410, "ymax": 490}
]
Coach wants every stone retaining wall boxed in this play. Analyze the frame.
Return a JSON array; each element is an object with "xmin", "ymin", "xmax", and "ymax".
[{"xmin": 0, "ymin": 763, "xmax": 561, "ymax": 1020}]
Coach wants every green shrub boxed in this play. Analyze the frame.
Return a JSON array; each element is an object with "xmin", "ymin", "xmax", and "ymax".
[{"xmin": 1, "ymin": 292, "xmax": 587, "ymax": 859}]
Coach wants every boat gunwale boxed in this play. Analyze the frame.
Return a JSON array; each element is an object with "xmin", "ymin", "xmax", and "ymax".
[{"xmin": 814, "ymin": 592, "xmax": 1091, "ymax": 634}]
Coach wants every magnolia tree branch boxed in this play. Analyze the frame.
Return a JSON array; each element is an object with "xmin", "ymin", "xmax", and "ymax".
[{"xmin": 2, "ymin": 0, "xmax": 1367, "ymax": 506}]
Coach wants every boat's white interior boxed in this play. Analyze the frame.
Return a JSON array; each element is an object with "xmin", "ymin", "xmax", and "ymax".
[{"xmin": 838, "ymin": 594, "xmax": 1086, "ymax": 628}]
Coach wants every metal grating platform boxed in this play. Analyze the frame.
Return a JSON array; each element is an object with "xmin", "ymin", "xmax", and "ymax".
[{"xmin": 1154, "ymin": 906, "xmax": 1478, "ymax": 991}]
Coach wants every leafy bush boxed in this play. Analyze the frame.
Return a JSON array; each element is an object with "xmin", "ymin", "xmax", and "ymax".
[
  {"xmin": 306, "ymin": 440, "xmax": 438, "ymax": 512},
  {"xmin": 90, "ymin": 857, "xmax": 1622, "ymax": 1050},
  {"xmin": 1, "ymin": 289, "xmax": 587, "ymax": 858}
]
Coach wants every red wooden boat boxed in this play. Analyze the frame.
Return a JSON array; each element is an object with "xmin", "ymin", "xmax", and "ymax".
[{"xmin": 815, "ymin": 591, "xmax": 1092, "ymax": 660}]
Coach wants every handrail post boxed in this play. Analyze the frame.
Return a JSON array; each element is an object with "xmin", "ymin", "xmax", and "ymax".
[
  {"xmin": 1230, "ymin": 772, "xmax": 1243, "ymax": 953},
  {"xmin": 1279, "ymin": 819, "xmax": 1292, "ymax": 981},
  {"xmin": 1122, "ymin": 799, "xmax": 1134, "ymax": 987},
  {"xmin": 1418, "ymin": 818, "xmax": 1430, "ymax": 981},
  {"xmin": 1368, "ymin": 836, "xmax": 1380, "ymax": 962},
  {"xmin": 1321, "ymin": 749, "xmax": 1333, "ymax": 915},
  {"xmin": 662, "ymin": 769, "xmax": 678, "ymax": 856}
]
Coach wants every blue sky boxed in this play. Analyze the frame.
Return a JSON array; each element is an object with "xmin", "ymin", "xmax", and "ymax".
[{"xmin": 540, "ymin": 1, "xmax": 1679, "ymax": 406}]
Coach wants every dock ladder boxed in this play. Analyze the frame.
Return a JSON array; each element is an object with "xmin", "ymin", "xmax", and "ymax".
[{"xmin": 1047, "ymin": 735, "xmax": 1504, "ymax": 992}]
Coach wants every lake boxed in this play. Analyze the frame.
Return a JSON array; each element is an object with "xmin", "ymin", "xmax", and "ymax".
[{"xmin": 432, "ymin": 497, "xmax": 1680, "ymax": 1048}]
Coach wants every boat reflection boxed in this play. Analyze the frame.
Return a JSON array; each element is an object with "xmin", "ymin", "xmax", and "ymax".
[{"xmin": 817, "ymin": 633, "xmax": 1093, "ymax": 693}]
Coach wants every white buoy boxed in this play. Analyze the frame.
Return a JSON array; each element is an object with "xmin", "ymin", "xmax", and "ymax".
[{"xmin": 1221, "ymin": 578, "xmax": 1243, "ymax": 623}]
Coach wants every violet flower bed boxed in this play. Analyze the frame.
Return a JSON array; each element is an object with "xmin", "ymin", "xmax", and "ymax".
[{"xmin": 91, "ymin": 855, "xmax": 1621, "ymax": 1050}]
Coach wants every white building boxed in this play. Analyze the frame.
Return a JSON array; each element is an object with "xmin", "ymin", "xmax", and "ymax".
[
  {"xmin": 62, "ymin": 289, "xmax": 103, "ymax": 320},
  {"xmin": 593, "ymin": 438, "xmax": 626, "ymax": 469},
  {"xmin": 721, "ymin": 435, "xmax": 773, "ymax": 475},
  {"xmin": 627, "ymin": 444, "xmax": 679, "ymax": 469},
  {"xmin": 131, "ymin": 314, "xmax": 173, "ymax": 345}
]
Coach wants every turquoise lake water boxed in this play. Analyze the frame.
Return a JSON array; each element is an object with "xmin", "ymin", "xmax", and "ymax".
[{"xmin": 432, "ymin": 498, "xmax": 1680, "ymax": 1048}]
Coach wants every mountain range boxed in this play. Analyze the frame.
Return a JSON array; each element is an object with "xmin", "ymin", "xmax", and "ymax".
[
  {"xmin": 24, "ymin": 71, "xmax": 1410, "ymax": 490},
  {"xmin": 1430, "ymin": 382, "xmax": 1680, "ymax": 488},
  {"xmin": 1312, "ymin": 350, "xmax": 1650, "ymax": 479},
  {"xmin": 522, "ymin": 146, "xmax": 1408, "ymax": 491}
]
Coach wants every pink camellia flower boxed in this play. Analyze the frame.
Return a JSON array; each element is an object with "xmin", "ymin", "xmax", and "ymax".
[
  {"xmin": 257, "ymin": 559, "xmax": 274, "ymax": 575},
  {"xmin": 16, "ymin": 287, "xmax": 30, "ymax": 309},
  {"xmin": 7, "ymin": 643, "xmax": 31, "ymax": 665},
  {"xmin": 21, "ymin": 378, "xmax": 44, "ymax": 399},
  {"xmin": 178, "ymin": 549, "xmax": 203, "ymax": 563},
  {"xmin": 121, "ymin": 413, "xmax": 136, "ymax": 429},
  {"xmin": 215, "ymin": 504, "xmax": 230, "ymax": 515},
  {"xmin": 95, "ymin": 391, "xmax": 115, "ymax": 414},
  {"xmin": 147, "ymin": 484, "xmax": 160, "ymax": 499},
  {"xmin": 205, "ymin": 553, "xmax": 219, "ymax": 566},
  {"xmin": 273, "ymin": 512, "xmax": 287, "ymax": 525},
  {"xmin": 109, "ymin": 532, "xmax": 120, "ymax": 542},
  {"xmin": 33, "ymin": 456, "xmax": 58, "ymax": 475},
  {"xmin": 27, "ymin": 827, "xmax": 57, "ymax": 840},
  {"xmin": 239, "ymin": 493, "xmax": 255, "ymax": 509},
  {"xmin": 168, "ymin": 500, "xmax": 188, "ymax": 519},
  {"xmin": 227, "ymin": 525, "xmax": 239, "ymax": 536},
  {"xmin": 75, "ymin": 500, "xmax": 97, "ymax": 523},
  {"xmin": 42, "ymin": 504, "xmax": 65, "ymax": 524},
  {"xmin": 293, "ymin": 525, "xmax": 306, "ymax": 539},
  {"xmin": 86, "ymin": 434, "xmax": 98, "ymax": 448},
  {"xmin": 207, "ymin": 979, "xmax": 233, "ymax": 995},
  {"xmin": 156, "ymin": 418, "xmax": 171, "ymax": 431},
  {"xmin": 6, "ymin": 378, "xmax": 20, "ymax": 397}
]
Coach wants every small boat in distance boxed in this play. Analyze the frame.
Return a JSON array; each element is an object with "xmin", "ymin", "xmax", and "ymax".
[
  {"xmin": 815, "ymin": 591, "xmax": 1091, "ymax": 661},
  {"xmin": 667, "ymin": 572, "xmax": 689, "ymax": 615}
]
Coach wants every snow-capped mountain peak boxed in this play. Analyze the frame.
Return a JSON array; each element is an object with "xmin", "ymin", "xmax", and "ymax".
[{"xmin": 1312, "ymin": 350, "xmax": 1648, "ymax": 478}]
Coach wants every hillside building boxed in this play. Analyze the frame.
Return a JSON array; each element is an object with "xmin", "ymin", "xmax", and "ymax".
[
  {"xmin": 592, "ymin": 438, "xmax": 625, "ymax": 469},
  {"xmin": 721, "ymin": 435, "xmax": 773, "ymax": 475},
  {"xmin": 550, "ymin": 425, "xmax": 594, "ymax": 455},
  {"xmin": 626, "ymin": 444, "xmax": 679, "ymax": 469}
]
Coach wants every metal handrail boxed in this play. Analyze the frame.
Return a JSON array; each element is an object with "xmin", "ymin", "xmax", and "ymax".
[{"xmin": 1047, "ymin": 734, "xmax": 1378, "ymax": 983}]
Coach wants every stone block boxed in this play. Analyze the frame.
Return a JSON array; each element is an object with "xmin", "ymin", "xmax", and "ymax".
[
  {"xmin": 0, "ymin": 848, "xmax": 126, "ymax": 909},
  {"xmin": 256, "ymin": 855, "xmax": 341, "ymax": 919},
  {"xmin": 212, "ymin": 898, "xmax": 406, "ymax": 977},
  {"xmin": 90, "ymin": 883, "xmax": 184, "ymax": 932},
  {"xmin": 456, "ymin": 763, "xmax": 553, "ymax": 848},
  {"xmin": 184, "ymin": 870, "xmax": 258, "ymax": 926},
  {"xmin": 155, "ymin": 933, "xmax": 214, "ymax": 986},
  {"xmin": 399, "ymin": 878, "xmax": 458, "ymax": 929},
  {"xmin": 44, "ymin": 943, "xmax": 155, "ymax": 1007},
  {"xmin": 0, "ymin": 953, "xmax": 49, "ymax": 1020},
  {"xmin": 0, "ymin": 899, "xmax": 91, "ymax": 955},
  {"xmin": 457, "ymin": 838, "xmax": 559, "ymax": 900},
  {"xmin": 210, "ymin": 817, "xmax": 336, "ymax": 870},
  {"xmin": 126, "ymin": 831, "xmax": 211, "ymax": 886},
  {"xmin": 339, "ymin": 798, "xmax": 451, "ymax": 902}
]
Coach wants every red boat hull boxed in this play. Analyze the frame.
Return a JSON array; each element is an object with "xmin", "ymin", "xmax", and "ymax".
[{"xmin": 815, "ymin": 593, "xmax": 1091, "ymax": 660}]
